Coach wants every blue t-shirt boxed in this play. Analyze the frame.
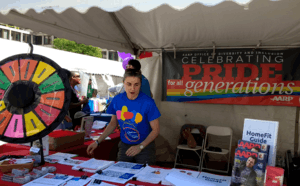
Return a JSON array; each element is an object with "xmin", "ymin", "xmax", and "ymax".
[
  {"xmin": 141, "ymin": 74, "xmax": 151, "ymax": 97},
  {"xmin": 120, "ymin": 74, "xmax": 151, "ymax": 97},
  {"xmin": 106, "ymin": 92, "xmax": 161, "ymax": 145}
]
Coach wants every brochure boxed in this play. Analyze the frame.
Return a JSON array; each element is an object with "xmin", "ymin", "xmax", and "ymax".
[
  {"xmin": 72, "ymin": 158, "xmax": 115, "ymax": 173},
  {"xmin": 242, "ymin": 118, "xmax": 279, "ymax": 166}
]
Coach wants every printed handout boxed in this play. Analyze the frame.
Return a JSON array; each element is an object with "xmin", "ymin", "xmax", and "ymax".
[
  {"xmin": 90, "ymin": 162, "xmax": 144, "ymax": 184},
  {"xmin": 134, "ymin": 166, "xmax": 173, "ymax": 184},
  {"xmin": 72, "ymin": 158, "xmax": 115, "ymax": 173},
  {"xmin": 23, "ymin": 173, "xmax": 74, "ymax": 186}
]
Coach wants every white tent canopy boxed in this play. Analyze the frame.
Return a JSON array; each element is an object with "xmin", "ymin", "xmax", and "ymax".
[
  {"xmin": 1, "ymin": 0, "xmax": 300, "ymax": 159},
  {"xmin": 1, "ymin": 0, "xmax": 300, "ymax": 55},
  {"xmin": 0, "ymin": 38, "xmax": 124, "ymax": 77}
]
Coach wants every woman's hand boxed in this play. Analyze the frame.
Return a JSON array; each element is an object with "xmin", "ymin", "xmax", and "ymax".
[
  {"xmin": 126, "ymin": 145, "xmax": 142, "ymax": 157},
  {"xmin": 87, "ymin": 142, "xmax": 98, "ymax": 155}
]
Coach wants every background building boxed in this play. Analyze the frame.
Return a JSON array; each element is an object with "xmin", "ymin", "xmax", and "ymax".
[{"xmin": 0, "ymin": 23, "xmax": 122, "ymax": 62}]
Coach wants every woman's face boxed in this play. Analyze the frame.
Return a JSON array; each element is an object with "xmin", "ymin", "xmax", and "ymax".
[{"xmin": 124, "ymin": 76, "xmax": 141, "ymax": 100}]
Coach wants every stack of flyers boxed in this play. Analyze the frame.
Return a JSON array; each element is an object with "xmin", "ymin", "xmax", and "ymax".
[
  {"xmin": 1, "ymin": 173, "xmax": 15, "ymax": 182},
  {"xmin": 72, "ymin": 158, "xmax": 115, "ymax": 173},
  {"xmin": 33, "ymin": 167, "xmax": 48, "ymax": 176},
  {"xmin": 59, "ymin": 177, "xmax": 92, "ymax": 186},
  {"xmin": 12, "ymin": 168, "xmax": 29, "ymax": 176},
  {"xmin": 47, "ymin": 166, "xmax": 57, "ymax": 173},
  {"xmin": 45, "ymin": 153, "xmax": 78, "ymax": 163},
  {"xmin": 7, "ymin": 159, "xmax": 33, "ymax": 164},
  {"xmin": 25, "ymin": 172, "xmax": 40, "ymax": 181},
  {"xmin": 13, "ymin": 175, "xmax": 31, "ymax": 184},
  {"xmin": 91, "ymin": 162, "xmax": 145, "ymax": 184},
  {"xmin": 58, "ymin": 158, "xmax": 85, "ymax": 166},
  {"xmin": 23, "ymin": 173, "xmax": 74, "ymax": 186},
  {"xmin": 231, "ymin": 148, "xmax": 268, "ymax": 186},
  {"xmin": 87, "ymin": 179, "xmax": 118, "ymax": 186},
  {"xmin": 238, "ymin": 140, "xmax": 270, "ymax": 161},
  {"xmin": 161, "ymin": 168, "xmax": 200, "ymax": 185}
]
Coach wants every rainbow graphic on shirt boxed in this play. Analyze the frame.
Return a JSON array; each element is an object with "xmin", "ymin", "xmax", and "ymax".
[{"xmin": 116, "ymin": 106, "xmax": 143, "ymax": 142}]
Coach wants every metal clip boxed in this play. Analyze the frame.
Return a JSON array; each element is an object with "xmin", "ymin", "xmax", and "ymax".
[
  {"xmin": 254, "ymin": 40, "xmax": 262, "ymax": 50},
  {"xmin": 27, "ymin": 42, "xmax": 33, "ymax": 55},
  {"xmin": 172, "ymin": 43, "xmax": 176, "ymax": 59},
  {"xmin": 212, "ymin": 41, "xmax": 216, "ymax": 59}
]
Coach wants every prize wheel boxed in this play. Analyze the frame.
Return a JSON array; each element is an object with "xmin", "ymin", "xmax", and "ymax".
[{"xmin": 0, "ymin": 54, "xmax": 72, "ymax": 143}]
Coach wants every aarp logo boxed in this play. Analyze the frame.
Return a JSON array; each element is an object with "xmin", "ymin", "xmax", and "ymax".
[{"xmin": 270, "ymin": 96, "xmax": 293, "ymax": 102}]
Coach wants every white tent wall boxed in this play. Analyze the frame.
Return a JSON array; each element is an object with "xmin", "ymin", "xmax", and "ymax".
[
  {"xmin": 141, "ymin": 53, "xmax": 298, "ymax": 162},
  {"xmin": 92, "ymin": 74, "xmax": 123, "ymax": 97},
  {"xmin": 0, "ymin": 39, "xmax": 125, "ymax": 77}
]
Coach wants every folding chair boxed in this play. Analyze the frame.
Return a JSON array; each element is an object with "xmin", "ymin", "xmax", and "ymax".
[
  {"xmin": 174, "ymin": 124, "xmax": 206, "ymax": 171},
  {"xmin": 200, "ymin": 126, "xmax": 232, "ymax": 174}
]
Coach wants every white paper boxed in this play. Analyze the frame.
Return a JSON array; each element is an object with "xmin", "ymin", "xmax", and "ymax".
[
  {"xmin": 90, "ymin": 162, "xmax": 144, "ymax": 184},
  {"xmin": 72, "ymin": 158, "xmax": 115, "ymax": 173},
  {"xmin": 161, "ymin": 168, "xmax": 200, "ymax": 185},
  {"xmin": 87, "ymin": 179, "xmax": 118, "ymax": 186},
  {"xmin": 45, "ymin": 153, "xmax": 78, "ymax": 163},
  {"xmin": 134, "ymin": 166, "xmax": 173, "ymax": 184},
  {"xmin": 169, "ymin": 168, "xmax": 200, "ymax": 178},
  {"xmin": 6, "ymin": 158, "xmax": 33, "ymax": 164},
  {"xmin": 58, "ymin": 158, "xmax": 85, "ymax": 166},
  {"xmin": 198, "ymin": 172, "xmax": 231, "ymax": 186},
  {"xmin": 91, "ymin": 170, "xmax": 135, "ymax": 184},
  {"xmin": 23, "ymin": 173, "xmax": 74, "ymax": 186},
  {"xmin": 165, "ymin": 172, "xmax": 215, "ymax": 186},
  {"xmin": 59, "ymin": 177, "xmax": 92, "ymax": 186},
  {"xmin": 22, "ymin": 135, "xmax": 49, "ymax": 156},
  {"xmin": 79, "ymin": 71, "xmax": 89, "ymax": 98},
  {"xmin": 92, "ymin": 135, "xmax": 111, "ymax": 141},
  {"xmin": 91, "ymin": 75, "xmax": 98, "ymax": 90},
  {"xmin": 242, "ymin": 118, "xmax": 279, "ymax": 166},
  {"xmin": 30, "ymin": 147, "xmax": 40, "ymax": 153},
  {"xmin": 92, "ymin": 121, "xmax": 108, "ymax": 129},
  {"xmin": 105, "ymin": 162, "xmax": 145, "ymax": 174}
]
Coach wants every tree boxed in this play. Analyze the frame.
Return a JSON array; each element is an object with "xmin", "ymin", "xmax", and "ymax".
[{"xmin": 53, "ymin": 38, "xmax": 102, "ymax": 58}]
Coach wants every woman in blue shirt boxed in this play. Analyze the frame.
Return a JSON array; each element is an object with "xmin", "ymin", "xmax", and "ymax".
[{"xmin": 87, "ymin": 69, "xmax": 161, "ymax": 165}]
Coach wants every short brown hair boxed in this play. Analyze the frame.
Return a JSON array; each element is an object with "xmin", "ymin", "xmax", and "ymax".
[
  {"xmin": 123, "ymin": 69, "xmax": 142, "ymax": 83},
  {"xmin": 249, "ymin": 155, "xmax": 258, "ymax": 164}
]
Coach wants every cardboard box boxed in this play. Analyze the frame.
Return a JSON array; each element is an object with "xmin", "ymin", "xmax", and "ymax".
[{"xmin": 48, "ymin": 130, "xmax": 85, "ymax": 151}]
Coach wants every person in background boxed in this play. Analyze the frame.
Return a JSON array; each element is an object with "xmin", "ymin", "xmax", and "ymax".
[
  {"xmin": 119, "ymin": 59, "xmax": 153, "ymax": 98},
  {"xmin": 87, "ymin": 69, "xmax": 160, "ymax": 165},
  {"xmin": 69, "ymin": 71, "xmax": 89, "ymax": 130},
  {"xmin": 127, "ymin": 59, "xmax": 153, "ymax": 98},
  {"xmin": 87, "ymin": 79, "xmax": 97, "ymax": 99}
]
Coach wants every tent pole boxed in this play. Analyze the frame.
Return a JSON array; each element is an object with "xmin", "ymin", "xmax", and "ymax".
[
  {"xmin": 295, "ymin": 107, "xmax": 300, "ymax": 157},
  {"xmin": 109, "ymin": 12, "xmax": 139, "ymax": 55},
  {"xmin": 144, "ymin": 45, "xmax": 300, "ymax": 52}
]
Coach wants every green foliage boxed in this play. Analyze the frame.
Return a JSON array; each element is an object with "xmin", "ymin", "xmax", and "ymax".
[{"xmin": 53, "ymin": 38, "xmax": 102, "ymax": 58}]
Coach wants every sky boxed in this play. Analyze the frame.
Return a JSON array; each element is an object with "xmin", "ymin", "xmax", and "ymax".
[{"xmin": 0, "ymin": 0, "xmax": 256, "ymax": 14}]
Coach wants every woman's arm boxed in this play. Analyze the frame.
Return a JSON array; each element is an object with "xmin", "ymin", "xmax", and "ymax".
[
  {"xmin": 125, "ymin": 118, "xmax": 160, "ymax": 157},
  {"xmin": 87, "ymin": 115, "xmax": 118, "ymax": 155},
  {"xmin": 96, "ymin": 115, "xmax": 118, "ymax": 143}
]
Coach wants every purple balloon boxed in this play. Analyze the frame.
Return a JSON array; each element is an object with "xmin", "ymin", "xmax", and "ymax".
[{"xmin": 118, "ymin": 52, "xmax": 134, "ymax": 70}]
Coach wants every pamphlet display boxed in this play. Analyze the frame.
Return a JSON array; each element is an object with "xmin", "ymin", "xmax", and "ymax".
[
  {"xmin": 242, "ymin": 118, "xmax": 279, "ymax": 166},
  {"xmin": 231, "ymin": 148, "xmax": 268, "ymax": 186}
]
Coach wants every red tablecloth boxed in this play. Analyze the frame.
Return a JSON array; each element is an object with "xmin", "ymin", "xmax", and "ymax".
[
  {"xmin": 0, "ymin": 156, "xmax": 169, "ymax": 186},
  {"xmin": 55, "ymin": 129, "xmax": 120, "ymax": 160},
  {"xmin": 0, "ymin": 129, "xmax": 120, "ymax": 161}
]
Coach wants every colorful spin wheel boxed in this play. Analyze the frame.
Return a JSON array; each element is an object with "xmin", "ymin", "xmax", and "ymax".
[{"xmin": 0, "ymin": 54, "xmax": 72, "ymax": 143}]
